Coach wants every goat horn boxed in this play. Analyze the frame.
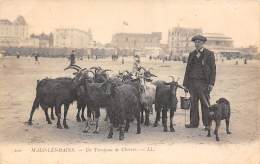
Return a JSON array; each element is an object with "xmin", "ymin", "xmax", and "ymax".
[
  {"xmin": 90, "ymin": 66, "xmax": 99, "ymax": 70},
  {"xmin": 150, "ymin": 73, "xmax": 157, "ymax": 77},
  {"xmin": 169, "ymin": 76, "xmax": 175, "ymax": 82},
  {"xmin": 79, "ymin": 68, "xmax": 87, "ymax": 72},
  {"xmin": 101, "ymin": 69, "xmax": 111, "ymax": 73},
  {"xmin": 71, "ymin": 64, "xmax": 82, "ymax": 69},
  {"xmin": 64, "ymin": 66, "xmax": 80, "ymax": 72},
  {"xmin": 123, "ymin": 70, "xmax": 130, "ymax": 74},
  {"xmin": 139, "ymin": 66, "xmax": 146, "ymax": 71}
]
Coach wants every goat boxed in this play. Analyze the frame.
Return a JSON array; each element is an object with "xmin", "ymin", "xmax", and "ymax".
[
  {"xmin": 153, "ymin": 76, "xmax": 183, "ymax": 132},
  {"xmin": 107, "ymin": 83, "xmax": 142, "ymax": 140},
  {"xmin": 28, "ymin": 77, "xmax": 77, "ymax": 129}
]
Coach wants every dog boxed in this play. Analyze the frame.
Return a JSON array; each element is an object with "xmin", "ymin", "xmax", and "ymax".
[{"xmin": 207, "ymin": 98, "xmax": 232, "ymax": 141}]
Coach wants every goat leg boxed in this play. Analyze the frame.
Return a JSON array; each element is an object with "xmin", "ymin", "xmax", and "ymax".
[
  {"xmin": 83, "ymin": 117, "xmax": 91, "ymax": 133},
  {"xmin": 51, "ymin": 107, "xmax": 55, "ymax": 120},
  {"xmin": 119, "ymin": 124, "xmax": 125, "ymax": 140},
  {"xmin": 63, "ymin": 104, "xmax": 69, "ymax": 129},
  {"xmin": 107, "ymin": 123, "xmax": 113, "ymax": 139},
  {"xmin": 93, "ymin": 118, "xmax": 99, "ymax": 134},
  {"xmin": 170, "ymin": 110, "xmax": 175, "ymax": 132},
  {"xmin": 43, "ymin": 108, "xmax": 52, "ymax": 124}
]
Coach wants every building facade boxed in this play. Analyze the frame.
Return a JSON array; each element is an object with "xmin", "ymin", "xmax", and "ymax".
[
  {"xmin": 202, "ymin": 33, "xmax": 238, "ymax": 58},
  {"xmin": 53, "ymin": 28, "xmax": 92, "ymax": 49},
  {"xmin": 168, "ymin": 27, "xmax": 202, "ymax": 56},
  {"xmin": 203, "ymin": 33, "xmax": 234, "ymax": 51},
  {"xmin": 111, "ymin": 32, "xmax": 161, "ymax": 50},
  {"xmin": 0, "ymin": 16, "xmax": 29, "ymax": 47}
]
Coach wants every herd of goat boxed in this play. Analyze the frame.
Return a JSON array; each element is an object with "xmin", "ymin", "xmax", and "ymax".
[{"xmin": 27, "ymin": 64, "xmax": 187, "ymax": 140}]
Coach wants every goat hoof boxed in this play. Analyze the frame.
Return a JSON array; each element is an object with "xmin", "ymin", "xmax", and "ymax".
[
  {"xmin": 107, "ymin": 133, "xmax": 113, "ymax": 139},
  {"xmin": 136, "ymin": 131, "xmax": 141, "ymax": 134},
  {"xmin": 51, "ymin": 117, "xmax": 55, "ymax": 120},
  {"xmin": 76, "ymin": 118, "xmax": 81, "ymax": 122},
  {"xmin": 64, "ymin": 125, "xmax": 69, "ymax": 129},
  {"xmin": 28, "ymin": 121, "xmax": 33, "ymax": 125},
  {"xmin": 144, "ymin": 122, "xmax": 150, "ymax": 126},
  {"xmin": 153, "ymin": 123, "xmax": 158, "ymax": 127},
  {"xmin": 207, "ymin": 134, "xmax": 211, "ymax": 137},
  {"xmin": 93, "ymin": 131, "xmax": 99, "ymax": 134},
  {"xmin": 47, "ymin": 121, "xmax": 52, "ymax": 124},
  {"xmin": 216, "ymin": 138, "xmax": 220, "ymax": 141},
  {"xmin": 163, "ymin": 128, "xmax": 168, "ymax": 132},
  {"xmin": 170, "ymin": 128, "xmax": 175, "ymax": 132},
  {"xmin": 57, "ymin": 125, "xmax": 63, "ymax": 129},
  {"xmin": 227, "ymin": 131, "xmax": 232, "ymax": 134},
  {"xmin": 81, "ymin": 118, "xmax": 86, "ymax": 122},
  {"xmin": 119, "ymin": 135, "xmax": 124, "ymax": 140}
]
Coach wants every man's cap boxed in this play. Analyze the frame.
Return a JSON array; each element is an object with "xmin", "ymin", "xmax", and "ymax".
[{"xmin": 191, "ymin": 35, "xmax": 207, "ymax": 42}]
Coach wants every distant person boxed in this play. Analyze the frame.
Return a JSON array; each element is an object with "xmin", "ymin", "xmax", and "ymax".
[
  {"xmin": 34, "ymin": 53, "xmax": 40, "ymax": 64},
  {"xmin": 16, "ymin": 52, "xmax": 20, "ymax": 59},
  {"xmin": 69, "ymin": 50, "xmax": 76, "ymax": 66},
  {"xmin": 244, "ymin": 58, "xmax": 247, "ymax": 64},
  {"xmin": 183, "ymin": 34, "xmax": 216, "ymax": 130},
  {"xmin": 122, "ymin": 57, "xmax": 124, "ymax": 64}
]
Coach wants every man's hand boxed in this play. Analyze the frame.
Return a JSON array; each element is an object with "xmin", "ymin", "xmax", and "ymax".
[{"xmin": 208, "ymin": 85, "xmax": 213, "ymax": 92}]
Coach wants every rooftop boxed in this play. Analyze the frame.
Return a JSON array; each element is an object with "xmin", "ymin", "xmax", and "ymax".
[
  {"xmin": 0, "ymin": 19, "xmax": 13, "ymax": 25},
  {"xmin": 114, "ymin": 32, "xmax": 162, "ymax": 38},
  {"xmin": 0, "ymin": 16, "xmax": 27, "ymax": 25},
  {"xmin": 203, "ymin": 33, "xmax": 233, "ymax": 40},
  {"xmin": 14, "ymin": 16, "xmax": 27, "ymax": 25}
]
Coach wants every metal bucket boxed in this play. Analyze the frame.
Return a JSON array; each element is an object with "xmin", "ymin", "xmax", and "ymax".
[{"xmin": 180, "ymin": 96, "xmax": 190, "ymax": 110}]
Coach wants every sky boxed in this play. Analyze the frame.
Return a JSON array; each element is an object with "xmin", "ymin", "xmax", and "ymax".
[{"xmin": 0, "ymin": 0, "xmax": 259, "ymax": 49}]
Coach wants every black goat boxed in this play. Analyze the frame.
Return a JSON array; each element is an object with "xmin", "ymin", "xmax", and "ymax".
[
  {"xmin": 81, "ymin": 79, "xmax": 113, "ymax": 133},
  {"xmin": 28, "ymin": 77, "xmax": 77, "ymax": 129},
  {"xmin": 107, "ymin": 83, "xmax": 142, "ymax": 140},
  {"xmin": 153, "ymin": 77, "xmax": 183, "ymax": 132},
  {"xmin": 207, "ymin": 98, "xmax": 231, "ymax": 141}
]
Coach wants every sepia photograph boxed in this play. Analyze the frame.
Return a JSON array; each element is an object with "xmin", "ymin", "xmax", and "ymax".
[{"xmin": 0, "ymin": 0, "xmax": 259, "ymax": 163}]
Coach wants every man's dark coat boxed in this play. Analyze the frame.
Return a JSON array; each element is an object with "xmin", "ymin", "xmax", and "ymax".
[{"xmin": 183, "ymin": 48, "xmax": 216, "ymax": 89}]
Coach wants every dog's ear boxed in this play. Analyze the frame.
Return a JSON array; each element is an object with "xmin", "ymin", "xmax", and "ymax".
[
  {"xmin": 216, "ymin": 99, "xmax": 220, "ymax": 104},
  {"xmin": 217, "ymin": 98, "xmax": 230, "ymax": 105}
]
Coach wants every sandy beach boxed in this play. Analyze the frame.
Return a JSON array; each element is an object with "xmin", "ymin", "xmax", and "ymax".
[{"xmin": 0, "ymin": 56, "xmax": 259, "ymax": 163}]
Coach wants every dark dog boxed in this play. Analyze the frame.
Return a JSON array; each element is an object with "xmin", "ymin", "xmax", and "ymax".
[{"xmin": 207, "ymin": 98, "xmax": 232, "ymax": 141}]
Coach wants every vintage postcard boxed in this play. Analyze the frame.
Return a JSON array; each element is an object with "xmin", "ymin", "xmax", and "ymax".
[{"xmin": 0, "ymin": 0, "xmax": 259, "ymax": 163}]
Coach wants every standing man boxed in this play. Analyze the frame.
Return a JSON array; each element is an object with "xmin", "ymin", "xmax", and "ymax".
[
  {"xmin": 34, "ymin": 52, "xmax": 40, "ymax": 64},
  {"xmin": 69, "ymin": 50, "xmax": 76, "ymax": 66},
  {"xmin": 183, "ymin": 35, "xmax": 216, "ymax": 129}
]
